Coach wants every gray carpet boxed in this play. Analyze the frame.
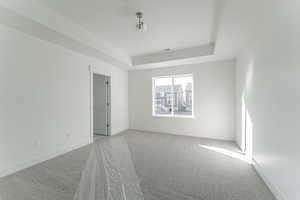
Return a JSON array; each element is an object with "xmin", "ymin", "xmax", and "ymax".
[{"xmin": 0, "ymin": 130, "xmax": 276, "ymax": 200}]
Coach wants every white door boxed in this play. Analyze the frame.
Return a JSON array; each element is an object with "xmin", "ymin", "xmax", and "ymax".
[{"xmin": 93, "ymin": 74, "xmax": 109, "ymax": 135}]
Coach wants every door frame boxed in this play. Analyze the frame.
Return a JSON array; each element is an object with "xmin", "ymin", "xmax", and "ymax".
[{"xmin": 89, "ymin": 65, "xmax": 111, "ymax": 143}]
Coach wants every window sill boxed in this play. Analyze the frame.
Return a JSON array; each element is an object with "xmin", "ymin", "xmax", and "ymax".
[{"xmin": 152, "ymin": 114, "xmax": 195, "ymax": 119}]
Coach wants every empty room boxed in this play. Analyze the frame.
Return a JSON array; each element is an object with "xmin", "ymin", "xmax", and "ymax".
[{"xmin": 0, "ymin": 0, "xmax": 299, "ymax": 199}]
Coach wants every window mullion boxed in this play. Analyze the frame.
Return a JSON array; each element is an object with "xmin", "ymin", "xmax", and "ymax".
[
  {"xmin": 152, "ymin": 78, "xmax": 155, "ymax": 116},
  {"xmin": 171, "ymin": 76, "xmax": 174, "ymax": 116}
]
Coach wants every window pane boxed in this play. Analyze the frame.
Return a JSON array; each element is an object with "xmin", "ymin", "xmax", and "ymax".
[
  {"xmin": 173, "ymin": 76, "xmax": 193, "ymax": 116},
  {"xmin": 153, "ymin": 77, "xmax": 172, "ymax": 115}
]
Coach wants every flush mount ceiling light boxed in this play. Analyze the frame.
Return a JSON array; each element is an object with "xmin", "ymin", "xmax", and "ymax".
[{"xmin": 136, "ymin": 12, "xmax": 147, "ymax": 31}]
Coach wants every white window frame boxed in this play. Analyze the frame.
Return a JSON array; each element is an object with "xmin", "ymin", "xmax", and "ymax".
[{"xmin": 152, "ymin": 74, "xmax": 194, "ymax": 118}]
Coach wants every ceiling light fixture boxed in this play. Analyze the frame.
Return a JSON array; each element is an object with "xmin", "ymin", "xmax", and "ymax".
[{"xmin": 136, "ymin": 12, "xmax": 147, "ymax": 31}]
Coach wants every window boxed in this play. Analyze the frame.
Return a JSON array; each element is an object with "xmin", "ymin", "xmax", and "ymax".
[{"xmin": 152, "ymin": 74, "xmax": 193, "ymax": 117}]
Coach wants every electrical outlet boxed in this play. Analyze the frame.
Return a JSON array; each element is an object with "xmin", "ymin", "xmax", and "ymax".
[
  {"xmin": 35, "ymin": 140, "xmax": 41, "ymax": 148},
  {"xmin": 66, "ymin": 132, "xmax": 71, "ymax": 140}
]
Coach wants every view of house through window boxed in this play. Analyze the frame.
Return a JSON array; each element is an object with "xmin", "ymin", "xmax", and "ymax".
[{"xmin": 153, "ymin": 75, "xmax": 193, "ymax": 117}]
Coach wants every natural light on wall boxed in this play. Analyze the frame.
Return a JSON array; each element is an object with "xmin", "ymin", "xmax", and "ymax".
[
  {"xmin": 152, "ymin": 74, "xmax": 194, "ymax": 118},
  {"xmin": 241, "ymin": 59, "xmax": 255, "ymax": 160},
  {"xmin": 242, "ymin": 95, "xmax": 253, "ymax": 159},
  {"xmin": 197, "ymin": 96, "xmax": 253, "ymax": 164},
  {"xmin": 245, "ymin": 108, "xmax": 253, "ymax": 159},
  {"xmin": 199, "ymin": 145, "xmax": 252, "ymax": 164}
]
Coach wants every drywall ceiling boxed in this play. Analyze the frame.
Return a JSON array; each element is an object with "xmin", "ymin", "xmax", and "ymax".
[
  {"xmin": 38, "ymin": 0, "xmax": 218, "ymax": 57},
  {"xmin": 0, "ymin": 0, "xmax": 131, "ymax": 69},
  {"xmin": 0, "ymin": 0, "xmax": 259, "ymax": 69}
]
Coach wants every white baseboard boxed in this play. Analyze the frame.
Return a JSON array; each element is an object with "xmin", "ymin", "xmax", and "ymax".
[
  {"xmin": 252, "ymin": 159, "xmax": 286, "ymax": 200},
  {"xmin": 0, "ymin": 140, "xmax": 91, "ymax": 178},
  {"xmin": 128, "ymin": 128, "xmax": 235, "ymax": 142},
  {"xmin": 111, "ymin": 129, "xmax": 129, "ymax": 136}
]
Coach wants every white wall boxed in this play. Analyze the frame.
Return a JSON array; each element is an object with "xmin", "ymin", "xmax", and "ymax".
[
  {"xmin": 235, "ymin": 0, "xmax": 300, "ymax": 199},
  {"xmin": 129, "ymin": 60, "xmax": 236, "ymax": 141},
  {"xmin": 0, "ymin": 24, "xmax": 128, "ymax": 177}
]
